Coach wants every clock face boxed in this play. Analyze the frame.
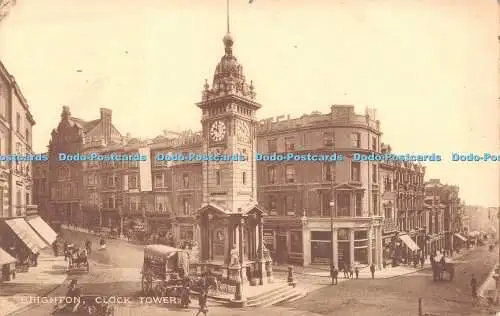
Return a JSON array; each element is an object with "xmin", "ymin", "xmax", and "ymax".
[
  {"xmin": 210, "ymin": 120, "xmax": 226, "ymax": 142},
  {"xmin": 237, "ymin": 120, "xmax": 250, "ymax": 143}
]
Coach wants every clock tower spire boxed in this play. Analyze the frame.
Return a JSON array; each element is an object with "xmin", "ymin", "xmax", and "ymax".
[{"xmin": 196, "ymin": 14, "xmax": 261, "ymax": 214}]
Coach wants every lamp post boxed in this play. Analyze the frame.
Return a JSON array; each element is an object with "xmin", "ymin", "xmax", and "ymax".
[{"xmin": 330, "ymin": 200, "xmax": 335, "ymax": 265}]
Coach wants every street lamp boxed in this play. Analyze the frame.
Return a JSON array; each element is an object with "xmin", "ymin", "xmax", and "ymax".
[{"xmin": 330, "ymin": 200, "xmax": 335, "ymax": 265}]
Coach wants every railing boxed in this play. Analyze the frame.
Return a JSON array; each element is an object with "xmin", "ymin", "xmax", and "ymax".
[{"xmin": 383, "ymin": 218, "xmax": 398, "ymax": 233}]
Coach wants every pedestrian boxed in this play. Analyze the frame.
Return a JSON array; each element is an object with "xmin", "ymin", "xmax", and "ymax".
[
  {"xmin": 370, "ymin": 264, "xmax": 375, "ymax": 279},
  {"xmin": 354, "ymin": 266, "xmax": 359, "ymax": 279},
  {"xmin": 195, "ymin": 290, "xmax": 208, "ymax": 316},
  {"xmin": 349, "ymin": 266, "xmax": 354, "ymax": 279},
  {"xmin": 471, "ymin": 274, "xmax": 478, "ymax": 305},
  {"xmin": 343, "ymin": 263, "xmax": 349, "ymax": 278},
  {"xmin": 420, "ymin": 255, "xmax": 425, "ymax": 268},
  {"xmin": 329, "ymin": 265, "xmax": 337, "ymax": 285},
  {"xmin": 330, "ymin": 265, "xmax": 338, "ymax": 285}
]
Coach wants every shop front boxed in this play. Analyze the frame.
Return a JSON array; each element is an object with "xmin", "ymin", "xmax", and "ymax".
[
  {"xmin": 263, "ymin": 218, "xmax": 304, "ymax": 265},
  {"xmin": 310, "ymin": 231, "xmax": 332, "ymax": 265},
  {"xmin": 382, "ymin": 233, "xmax": 396, "ymax": 267}
]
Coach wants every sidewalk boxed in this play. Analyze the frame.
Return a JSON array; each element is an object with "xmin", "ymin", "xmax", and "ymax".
[
  {"xmin": 273, "ymin": 248, "xmax": 475, "ymax": 280},
  {"xmin": 0, "ymin": 250, "xmax": 68, "ymax": 316}
]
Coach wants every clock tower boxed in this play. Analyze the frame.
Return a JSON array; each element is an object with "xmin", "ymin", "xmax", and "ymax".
[{"xmin": 196, "ymin": 31, "xmax": 261, "ymax": 214}]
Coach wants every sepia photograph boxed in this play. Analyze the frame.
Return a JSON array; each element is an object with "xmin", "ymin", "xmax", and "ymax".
[{"xmin": 0, "ymin": 0, "xmax": 498, "ymax": 315}]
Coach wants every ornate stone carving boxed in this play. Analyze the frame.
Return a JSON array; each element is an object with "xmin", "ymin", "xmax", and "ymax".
[{"xmin": 230, "ymin": 244, "xmax": 240, "ymax": 267}]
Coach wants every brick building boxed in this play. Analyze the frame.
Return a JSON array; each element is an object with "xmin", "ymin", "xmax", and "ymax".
[
  {"xmin": 256, "ymin": 105, "xmax": 384, "ymax": 269},
  {"xmin": 46, "ymin": 106, "xmax": 121, "ymax": 229}
]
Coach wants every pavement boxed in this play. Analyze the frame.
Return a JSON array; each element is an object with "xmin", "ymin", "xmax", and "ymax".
[
  {"xmin": 10, "ymin": 226, "xmax": 491, "ymax": 316},
  {"xmin": 282, "ymin": 245, "xmax": 497, "ymax": 316},
  {"xmin": 0, "ymin": 249, "xmax": 67, "ymax": 316},
  {"xmin": 273, "ymin": 247, "xmax": 475, "ymax": 280}
]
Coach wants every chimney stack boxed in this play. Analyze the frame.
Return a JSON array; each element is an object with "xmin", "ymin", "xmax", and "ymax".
[
  {"xmin": 100, "ymin": 108, "xmax": 112, "ymax": 120},
  {"xmin": 61, "ymin": 106, "xmax": 71, "ymax": 119}
]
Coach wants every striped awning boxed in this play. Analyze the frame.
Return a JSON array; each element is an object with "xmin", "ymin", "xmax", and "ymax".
[
  {"xmin": 4, "ymin": 218, "xmax": 47, "ymax": 253},
  {"xmin": 26, "ymin": 216, "xmax": 57, "ymax": 245},
  {"xmin": 398, "ymin": 233, "xmax": 420, "ymax": 252},
  {"xmin": 0, "ymin": 247, "xmax": 17, "ymax": 265}
]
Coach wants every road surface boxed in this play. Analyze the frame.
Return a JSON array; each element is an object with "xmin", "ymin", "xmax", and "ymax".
[
  {"xmin": 12, "ymin": 230, "xmax": 494, "ymax": 316},
  {"xmin": 282, "ymin": 245, "xmax": 496, "ymax": 316}
]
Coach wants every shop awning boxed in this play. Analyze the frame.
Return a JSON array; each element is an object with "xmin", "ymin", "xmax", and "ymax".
[
  {"xmin": 398, "ymin": 234, "xmax": 420, "ymax": 252},
  {"xmin": 453, "ymin": 233, "xmax": 467, "ymax": 242},
  {"xmin": 0, "ymin": 247, "xmax": 17, "ymax": 265},
  {"xmin": 26, "ymin": 216, "xmax": 57, "ymax": 245},
  {"xmin": 4, "ymin": 218, "xmax": 47, "ymax": 253}
]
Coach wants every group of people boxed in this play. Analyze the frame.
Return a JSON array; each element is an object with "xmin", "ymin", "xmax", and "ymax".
[{"xmin": 329, "ymin": 263, "xmax": 376, "ymax": 284}]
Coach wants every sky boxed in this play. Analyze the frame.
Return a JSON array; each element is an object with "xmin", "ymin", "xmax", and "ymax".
[{"xmin": 0, "ymin": 0, "xmax": 498, "ymax": 207}]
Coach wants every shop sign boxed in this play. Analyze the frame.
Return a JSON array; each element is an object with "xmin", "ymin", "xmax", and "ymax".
[{"xmin": 263, "ymin": 231, "xmax": 274, "ymax": 245}]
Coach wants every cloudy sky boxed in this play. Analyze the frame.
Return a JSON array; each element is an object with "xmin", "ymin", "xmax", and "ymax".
[{"xmin": 0, "ymin": 0, "xmax": 497, "ymax": 206}]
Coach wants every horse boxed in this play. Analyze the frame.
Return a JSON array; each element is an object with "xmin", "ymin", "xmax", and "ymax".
[
  {"xmin": 69, "ymin": 249, "xmax": 88, "ymax": 269},
  {"xmin": 431, "ymin": 259, "xmax": 454, "ymax": 281},
  {"xmin": 189, "ymin": 275, "xmax": 219, "ymax": 294}
]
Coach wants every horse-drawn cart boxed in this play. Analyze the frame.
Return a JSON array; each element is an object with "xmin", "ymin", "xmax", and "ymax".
[
  {"xmin": 431, "ymin": 255, "xmax": 454, "ymax": 281},
  {"xmin": 67, "ymin": 248, "xmax": 90, "ymax": 274},
  {"xmin": 140, "ymin": 244, "xmax": 218, "ymax": 301}
]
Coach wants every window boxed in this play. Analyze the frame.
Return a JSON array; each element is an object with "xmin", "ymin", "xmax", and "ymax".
[
  {"xmin": 268, "ymin": 196, "xmax": 277, "ymax": 213},
  {"xmin": 355, "ymin": 192, "xmax": 363, "ymax": 216},
  {"xmin": 373, "ymin": 194, "xmax": 379, "ymax": 215},
  {"xmin": 289, "ymin": 231, "xmax": 303, "ymax": 253},
  {"xmin": 0, "ymin": 85, "xmax": 6, "ymax": 118},
  {"xmin": 16, "ymin": 113, "xmax": 20, "ymax": 132},
  {"xmin": 285, "ymin": 196, "xmax": 295, "ymax": 216},
  {"xmin": 182, "ymin": 199, "xmax": 190, "ymax": 215},
  {"xmin": 337, "ymin": 192, "xmax": 350, "ymax": 216},
  {"xmin": 372, "ymin": 165, "xmax": 378, "ymax": 183},
  {"xmin": 321, "ymin": 191, "xmax": 332, "ymax": 216},
  {"xmin": 268, "ymin": 139, "xmax": 277, "ymax": 152},
  {"xmin": 16, "ymin": 189, "xmax": 21, "ymax": 215},
  {"xmin": 267, "ymin": 166, "xmax": 276, "ymax": 184},
  {"xmin": 242, "ymin": 172, "xmax": 246, "ymax": 185},
  {"xmin": 216, "ymin": 170, "xmax": 221, "ymax": 186},
  {"xmin": 285, "ymin": 165, "xmax": 296, "ymax": 183},
  {"xmin": 323, "ymin": 131, "xmax": 334, "ymax": 147},
  {"xmin": 25, "ymin": 128, "xmax": 29, "ymax": 143},
  {"xmin": 284, "ymin": 137, "xmax": 295, "ymax": 151},
  {"xmin": 130, "ymin": 200, "xmax": 138, "ymax": 210},
  {"xmin": 107, "ymin": 176, "xmax": 114, "ymax": 186},
  {"xmin": 384, "ymin": 177, "xmax": 392, "ymax": 192},
  {"xmin": 107, "ymin": 197, "xmax": 114, "ymax": 209},
  {"xmin": 384, "ymin": 206, "xmax": 392, "ymax": 219},
  {"xmin": 129, "ymin": 175, "xmax": 138, "ymax": 189},
  {"xmin": 351, "ymin": 162, "xmax": 360, "ymax": 182},
  {"xmin": 324, "ymin": 163, "xmax": 335, "ymax": 182},
  {"xmin": 371, "ymin": 137, "xmax": 377, "ymax": 151},
  {"xmin": 25, "ymin": 192, "xmax": 30, "ymax": 205},
  {"xmin": 154, "ymin": 174, "xmax": 163, "ymax": 188},
  {"xmin": 182, "ymin": 173, "xmax": 189, "ymax": 188},
  {"xmin": 350, "ymin": 133, "xmax": 360, "ymax": 148}
]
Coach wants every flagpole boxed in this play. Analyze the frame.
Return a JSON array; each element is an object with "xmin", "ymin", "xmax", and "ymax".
[{"xmin": 227, "ymin": 0, "xmax": 230, "ymax": 33}]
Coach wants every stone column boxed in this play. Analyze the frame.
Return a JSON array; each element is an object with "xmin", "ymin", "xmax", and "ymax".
[
  {"xmin": 332, "ymin": 227, "xmax": 338, "ymax": 268},
  {"xmin": 349, "ymin": 229, "xmax": 355, "ymax": 266},
  {"xmin": 238, "ymin": 217, "xmax": 246, "ymax": 298},
  {"xmin": 302, "ymin": 229, "xmax": 311, "ymax": 266},
  {"xmin": 259, "ymin": 219, "xmax": 265, "ymax": 285},
  {"xmin": 375, "ymin": 227, "xmax": 382, "ymax": 269},
  {"xmin": 224, "ymin": 219, "xmax": 230, "ymax": 266},
  {"xmin": 368, "ymin": 227, "xmax": 373, "ymax": 266}
]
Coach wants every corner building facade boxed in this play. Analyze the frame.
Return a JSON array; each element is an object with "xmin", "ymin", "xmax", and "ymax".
[{"xmin": 257, "ymin": 106, "xmax": 384, "ymax": 269}]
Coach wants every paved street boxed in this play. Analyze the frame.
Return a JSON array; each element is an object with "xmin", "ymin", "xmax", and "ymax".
[
  {"xmin": 282, "ymin": 245, "xmax": 497, "ymax": 316},
  {"xmin": 10, "ymin": 230, "xmax": 495, "ymax": 316}
]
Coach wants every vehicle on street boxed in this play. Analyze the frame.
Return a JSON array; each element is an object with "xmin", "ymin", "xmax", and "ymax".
[
  {"xmin": 67, "ymin": 248, "xmax": 90, "ymax": 273},
  {"xmin": 140, "ymin": 244, "xmax": 190, "ymax": 296},
  {"xmin": 431, "ymin": 254, "xmax": 454, "ymax": 281}
]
